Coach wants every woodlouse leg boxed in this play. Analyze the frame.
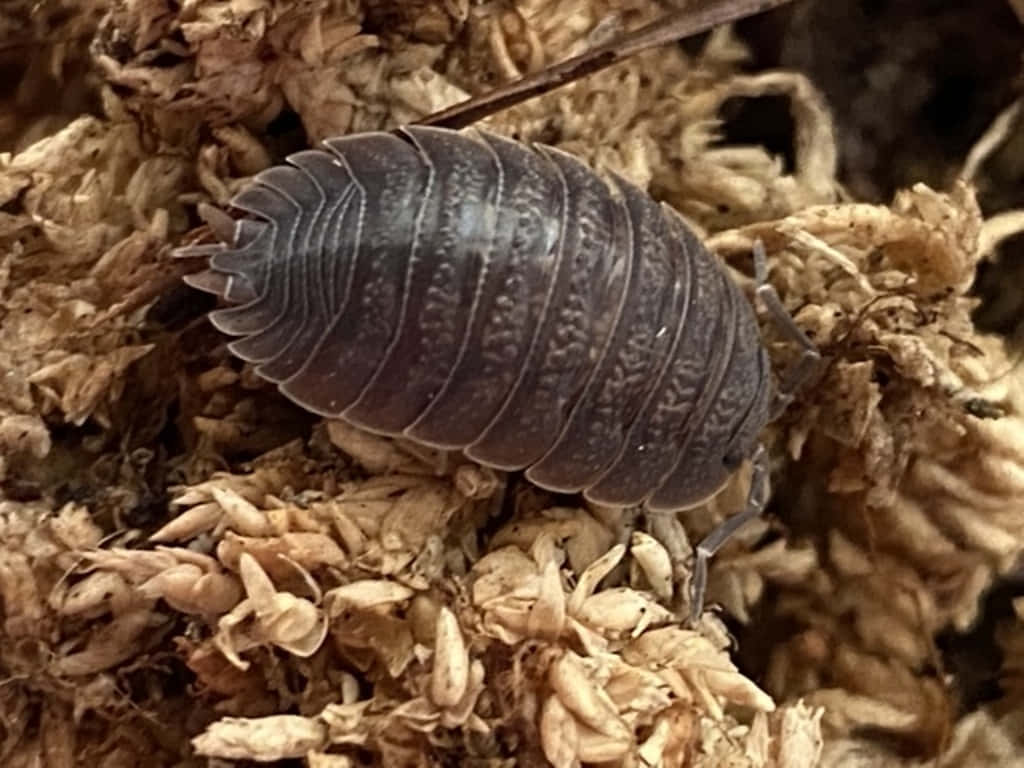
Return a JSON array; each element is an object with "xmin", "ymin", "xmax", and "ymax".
[
  {"xmin": 752, "ymin": 240, "xmax": 822, "ymax": 416},
  {"xmin": 689, "ymin": 443, "xmax": 770, "ymax": 622}
]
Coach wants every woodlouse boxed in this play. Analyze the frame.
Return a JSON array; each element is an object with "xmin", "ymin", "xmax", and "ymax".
[{"xmin": 178, "ymin": 125, "xmax": 817, "ymax": 616}]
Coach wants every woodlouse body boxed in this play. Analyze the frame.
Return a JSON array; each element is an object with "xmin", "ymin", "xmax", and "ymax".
[{"xmin": 183, "ymin": 126, "xmax": 775, "ymax": 512}]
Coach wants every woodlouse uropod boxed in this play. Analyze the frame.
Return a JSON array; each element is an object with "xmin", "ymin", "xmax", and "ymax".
[{"xmin": 177, "ymin": 125, "xmax": 818, "ymax": 617}]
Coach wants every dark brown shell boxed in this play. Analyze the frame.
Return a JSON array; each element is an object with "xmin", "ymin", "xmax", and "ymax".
[{"xmin": 180, "ymin": 126, "xmax": 773, "ymax": 511}]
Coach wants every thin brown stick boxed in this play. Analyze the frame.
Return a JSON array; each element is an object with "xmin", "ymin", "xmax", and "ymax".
[{"xmin": 416, "ymin": 0, "xmax": 797, "ymax": 130}]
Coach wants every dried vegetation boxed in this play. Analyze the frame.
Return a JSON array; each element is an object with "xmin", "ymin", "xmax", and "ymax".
[{"xmin": 1, "ymin": 0, "xmax": 1024, "ymax": 766}]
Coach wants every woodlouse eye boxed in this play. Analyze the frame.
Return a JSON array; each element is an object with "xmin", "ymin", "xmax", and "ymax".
[{"xmin": 722, "ymin": 448, "xmax": 745, "ymax": 471}]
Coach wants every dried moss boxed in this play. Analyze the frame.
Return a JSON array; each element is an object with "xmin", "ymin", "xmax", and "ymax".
[{"xmin": 1, "ymin": 1, "xmax": 1024, "ymax": 766}]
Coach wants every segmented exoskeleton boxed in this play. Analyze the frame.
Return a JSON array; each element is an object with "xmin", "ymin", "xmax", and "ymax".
[{"xmin": 179, "ymin": 125, "xmax": 816, "ymax": 616}]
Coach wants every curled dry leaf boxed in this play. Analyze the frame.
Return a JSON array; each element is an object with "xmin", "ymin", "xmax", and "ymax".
[
  {"xmin": 137, "ymin": 563, "xmax": 243, "ymax": 615},
  {"xmin": 549, "ymin": 651, "xmax": 631, "ymax": 742},
  {"xmin": 429, "ymin": 607, "xmax": 469, "ymax": 708},
  {"xmin": 50, "ymin": 609, "xmax": 158, "ymax": 677},
  {"xmin": 214, "ymin": 553, "xmax": 327, "ymax": 669},
  {"xmin": 327, "ymin": 420, "xmax": 439, "ymax": 476},
  {"xmin": 53, "ymin": 570, "xmax": 134, "ymax": 617},
  {"xmin": 78, "ymin": 546, "xmax": 241, "ymax": 614},
  {"xmin": 575, "ymin": 587, "xmax": 675, "ymax": 637},
  {"xmin": 192, "ymin": 714, "xmax": 329, "ymax": 761},
  {"xmin": 217, "ymin": 531, "xmax": 348, "ymax": 579},
  {"xmin": 630, "ymin": 531, "xmax": 674, "ymax": 601},
  {"xmin": 540, "ymin": 694, "xmax": 579, "ymax": 768}
]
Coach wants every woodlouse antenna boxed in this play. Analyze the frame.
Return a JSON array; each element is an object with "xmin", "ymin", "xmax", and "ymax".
[
  {"xmin": 689, "ymin": 442, "xmax": 771, "ymax": 622},
  {"xmin": 751, "ymin": 240, "xmax": 823, "ymax": 418},
  {"xmin": 685, "ymin": 241, "xmax": 821, "ymax": 622}
]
